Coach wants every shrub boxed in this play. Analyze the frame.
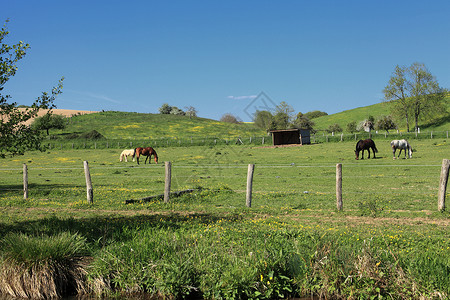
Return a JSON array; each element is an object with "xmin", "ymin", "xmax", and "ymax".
[
  {"xmin": 326, "ymin": 123, "xmax": 343, "ymax": 133},
  {"xmin": 220, "ymin": 113, "xmax": 241, "ymax": 124}
]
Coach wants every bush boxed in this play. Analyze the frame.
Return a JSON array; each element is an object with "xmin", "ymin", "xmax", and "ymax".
[
  {"xmin": 346, "ymin": 121, "xmax": 357, "ymax": 133},
  {"xmin": 304, "ymin": 110, "xmax": 328, "ymax": 119},
  {"xmin": 326, "ymin": 123, "xmax": 343, "ymax": 133},
  {"xmin": 220, "ymin": 113, "xmax": 241, "ymax": 124}
]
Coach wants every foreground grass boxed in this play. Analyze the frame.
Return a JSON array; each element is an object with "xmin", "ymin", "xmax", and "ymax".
[{"xmin": 0, "ymin": 140, "xmax": 449, "ymax": 298}]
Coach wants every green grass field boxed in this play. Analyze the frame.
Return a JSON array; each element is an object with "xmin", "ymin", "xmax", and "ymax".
[
  {"xmin": 53, "ymin": 111, "xmax": 266, "ymax": 140},
  {"xmin": 42, "ymin": 94, "xmax": 450, "ymax": 145},
  {"xmin": 0, "ymin": 139, "xmax": 449, "ymax": 298}
]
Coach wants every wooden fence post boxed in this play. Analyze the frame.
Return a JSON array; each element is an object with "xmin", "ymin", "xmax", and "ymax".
[
  {"xmin": 336, "ymin": 163, "xmax": 343, "ymax": 211},
  {"xmin": 246, "ymin": 164, "xmax": 255, "ymax": 207},
  {"xmin": 438, "ymin": 159, "xmax": 450, "ymax": 211},
  {"xmin": 83, "ymin": 161, "xmax": 93, "ymax": 204},
  {"xmin": 23, "ymin": 163, "xmax": 28, "ymax": 199},
  {"xmin": 164, "ymin": 161, "xmax": 172, "ymax": 203}
]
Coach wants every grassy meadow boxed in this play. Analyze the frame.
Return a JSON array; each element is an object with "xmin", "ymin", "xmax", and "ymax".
[
  {"xmin": 53, "ymin": 111, "xmax": 266, "ymax": 140},
  {"xmin": 0, "ymin": 138, "xmax": 449, "ymax": 299}
]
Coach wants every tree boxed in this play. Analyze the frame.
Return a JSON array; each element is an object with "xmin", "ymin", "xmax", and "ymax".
[
  {"xmin": 273, "ymin": 101, "xmax": 294, "ymax": 129},
  {"xmin": 346, "ymin": 121, "xmax": 357, "ymax": 133},
  {"xmin": 158, "ymin": 103, "xmax": 172, "ymax": 114},
  {"xmin": 326, "ymin": 123, "xmax": 343, "ymax": 134},
  {"xmin": 292, "ymin": 112, "xmax": 315, "ymax": 131},
  {"xmin": 304, "ymin": 110, "xmax": 328, "ymax": 119},
  {"xmin": 384, "ymin": 63, "xmax": 446, "ymax": 132},
  {"xmin": 33, "ymin": 113, "xmax": 66, "ymax": 135},
  {"xmin": 383, "ymin": 65, "xmax": 411, "ymax": 132},
  {"xmin": 220, "ymin": 113, "xmax": 241, "ymax": 124},
  {"xmin": 357, "ymin": 119, "xmax": 374, "ymax": 132},
  {"xmin": 169, "ymin": 106, "xmax": 185, "ymax": 116},
  {"xmin": 407, "ymin": 63, "xmax": 446, "ymax": 132},
  {"xmin": 184, "ymin": 106, "xmax": 197, "ymax": 118},
  {"xmin": 253, "ymin": 110, "xmax": 274, "ymax": 132},
  {"xmin": 0, "ymin": 20, "xmax": 64, "ymax": 158},
  {"xmin": 375, "ymin": 115, "xmax": 397, "ymax": 134}
]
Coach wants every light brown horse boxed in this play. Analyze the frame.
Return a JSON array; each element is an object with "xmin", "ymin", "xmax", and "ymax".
[{"xmin": 135, "ymin": 147, "xmax": 158, "ymax": 164}]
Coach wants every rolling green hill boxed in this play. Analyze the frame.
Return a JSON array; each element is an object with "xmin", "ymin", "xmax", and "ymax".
[
  {"xmin": 49, "ymin": 96, "xmax": 450, "ymax": 141},
  {"xmin": 53, "ymin": 111, "xmax": 266, "ymax": 139},
  {"xmin": 313, "ymin": 95, "xmax": 450, "ymax": 133}
]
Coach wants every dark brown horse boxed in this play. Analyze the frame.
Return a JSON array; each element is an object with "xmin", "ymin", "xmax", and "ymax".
[
  {"xmin": 355, "ymin": 139, "xmax": 378, "ymax": 160},
  {"xmin": 135, "ymin": 147, "xmax": 158, "ymax": 164}
]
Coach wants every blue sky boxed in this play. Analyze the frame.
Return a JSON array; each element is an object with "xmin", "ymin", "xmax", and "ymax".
[{"xmin": 3, "ymin": 1, "xmax": 450, "ymax": 121}]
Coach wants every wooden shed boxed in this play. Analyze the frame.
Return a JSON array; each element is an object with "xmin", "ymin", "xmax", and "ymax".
[{"xmin": 270, "ymin": 129, "xmax": 310, "ymax": 146}]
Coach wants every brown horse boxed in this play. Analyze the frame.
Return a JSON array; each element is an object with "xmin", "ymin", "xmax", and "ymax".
[
  {"xmin": 355, "ymin": 139, "xmax": 378, "ymax": 160},
  {"xmin": 135, "ymin": 147, "xmax": 158, "ymax": 164}
]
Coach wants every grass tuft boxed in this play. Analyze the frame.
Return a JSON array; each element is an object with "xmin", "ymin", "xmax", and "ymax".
[{"xmin": 0, "ymin": 232, "xmax": 89, "ymax": 299}]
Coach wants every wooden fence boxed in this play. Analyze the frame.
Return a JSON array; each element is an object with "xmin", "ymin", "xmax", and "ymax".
[
  {"xmin": 16, "ymin": 159, "xmax": 450, "ymax": 212},
  {"xmin": 42, "ymin": 130, "xmax": 450, "ymax": 150}
]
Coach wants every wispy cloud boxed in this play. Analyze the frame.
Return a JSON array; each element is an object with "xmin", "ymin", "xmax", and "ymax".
[
  {"xmin": 227, "ymin": 95, "xmax": 257, "ymax": 100},
  {"xmin": 68, "ymin": 89, "xmax": 122, "ymax": 104}
]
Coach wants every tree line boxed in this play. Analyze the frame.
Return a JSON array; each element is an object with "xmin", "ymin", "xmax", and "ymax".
[{"xmin": 249, "ymin": 63, "xmax": 447, "ymax": 134}]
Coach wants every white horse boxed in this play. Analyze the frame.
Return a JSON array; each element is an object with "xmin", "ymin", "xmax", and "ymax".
[
  {"xmin": 119, "ymin": 149, "xmax": 136, "ymax": 162},
  {"xmin": 390, "ymin": 139, "xmax": 412, "ymax": 159}
]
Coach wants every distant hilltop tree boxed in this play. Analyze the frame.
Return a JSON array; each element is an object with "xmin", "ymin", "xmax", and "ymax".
[
  {"xmin": 158, "ymin": 103, "xmax": 173, "ymax": 114},
  {"xmin": 220, "ymin": 113, "xmax": 241, "ymax": 124},
  {"xmin": 184, "ymin": 106, "xmax": 197, "ymax": 118},
  {"xmin": 159, "ymin": 103, "xmax": 197, "ymax": 117},
  {"xmin": 170, "ymin": 106, "xmax": 185, "ymax": 116},
  {"xmin": 304, "ymin": 110, "xmax": 328, "ymax": 119}
]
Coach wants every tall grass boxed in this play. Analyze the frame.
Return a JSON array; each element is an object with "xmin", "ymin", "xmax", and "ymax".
[
  {"xmin": 85, "ymin": 210, "xmax": 449, "ymax": 299},
  {"xmin": 0, "ymin": 232, "xmax": 89, "ymax": 299}
]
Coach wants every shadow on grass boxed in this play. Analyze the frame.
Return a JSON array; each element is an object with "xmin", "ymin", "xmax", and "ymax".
[
  {"xmin": 420, "ymin": 114, "xmax": 450, "ymax": 130},
  {"xmin": 0, "ymin": 183, "xmax": 84, "ymax": 196},
  {"xmin": 0, "ymin": 212, "xmax": 242, "ymax": 250}
]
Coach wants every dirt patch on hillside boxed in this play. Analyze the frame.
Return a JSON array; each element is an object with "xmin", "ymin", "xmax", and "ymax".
[{"xmin": 16, "ymin": 108, "xmax": 98, "ymax": 126}]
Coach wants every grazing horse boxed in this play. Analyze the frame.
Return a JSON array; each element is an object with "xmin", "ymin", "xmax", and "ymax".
[
  {"xmin": 135, "ymin": 147, "xmax": 158, "ymax": 164},
  {"xmin": 119, "ymin": 149, "xmax": 135, "ymax": 162},
  {"xmin": 391, "ymin": 139, "xmax": 412, "ymax": 159},
  {"xmin": 355, "ymin": 139, "xmax": 378, "ymax": 160}
]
